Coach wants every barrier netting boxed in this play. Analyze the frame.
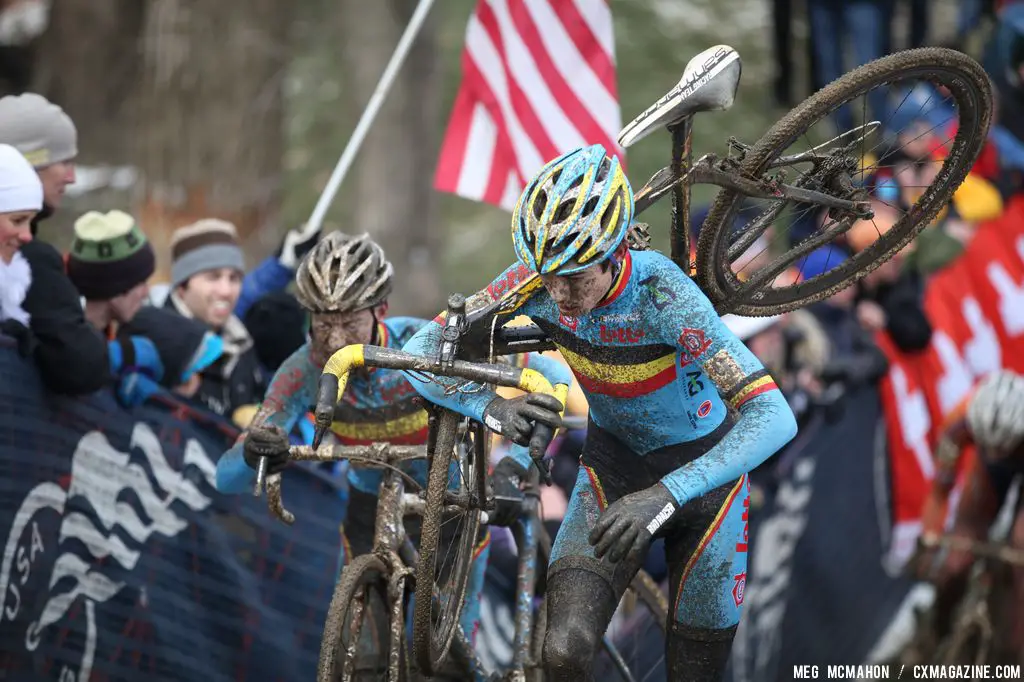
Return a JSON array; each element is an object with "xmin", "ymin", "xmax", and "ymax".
[{"xmin": 0, "ymin": 340, "xmax": 346, "ymax": 682}]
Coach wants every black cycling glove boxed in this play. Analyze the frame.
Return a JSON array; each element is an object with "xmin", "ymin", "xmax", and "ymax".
[
  {"xmin": 243, "ymin": 424, "xmax": 291, "ymax": 475},
  {"xmin": 489, "ymin": 457, "xmax": 529, "ymax": 527},
  {"xmin": 482, "ymin": 393, "xmax": 563, "ymax": 446},
  {"xmin": 590, "ymin": 483, "xmax": 679, "ymax": 565}
]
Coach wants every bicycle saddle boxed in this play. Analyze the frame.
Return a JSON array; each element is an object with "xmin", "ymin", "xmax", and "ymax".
[{"xmin": 618, "ymin": 45, "xmax": 742, "ymax": 148}]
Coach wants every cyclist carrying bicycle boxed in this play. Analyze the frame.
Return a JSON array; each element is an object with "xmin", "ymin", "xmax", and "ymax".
[
  {"xmin": 914, "ymin": 369, "xmax": 1024, "ymax": 660},
  {"xmin": 213, "ymin": 231, "xmax": 573, "ymax": 661},
  {"xmin": 402, "ymin": 144, "xmax": 799, "ymax": 682}
]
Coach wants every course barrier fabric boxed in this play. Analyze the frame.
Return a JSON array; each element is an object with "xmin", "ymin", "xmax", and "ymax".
[{"xmin": 0, "ymin": 340, "xmax": 346, "ymax": 682}]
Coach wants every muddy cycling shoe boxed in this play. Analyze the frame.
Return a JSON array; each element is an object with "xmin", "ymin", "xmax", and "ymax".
[
  {"xmin": 590, "ymin": 482, "xmax": 679, "ymax": 565},
  {"xmin": 482, "ymin": 393, "xmax": 563, "ymax": 446},
  {"xmin": 489, "ymin": 457, "xmax": 529, "ymax": 527},
  {"xmin": 243, "ymin": 424, "xmax": 291, "ymax": 474}
]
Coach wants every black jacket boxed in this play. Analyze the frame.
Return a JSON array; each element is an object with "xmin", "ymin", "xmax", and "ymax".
[
  {"xmin": 164, "ymin": 293, "xmax": 264, "ymax": 419},
  {"xmin": 809, "ymin": 302, "xmax": 889, "ymax": 387},
  {"xmin": 17, "ymin": 209, "xmax": 109, "ymax": 395},
  {"xmin": 863, "ymin": 270, "xmax": 932, "ymax": 353}
]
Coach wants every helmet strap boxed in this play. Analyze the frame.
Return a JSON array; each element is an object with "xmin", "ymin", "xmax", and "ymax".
[
  {"xmin": 600, "ymin": 255, "xmax": 622, "ymax": 301},
  {"xmin": 369, "ymin": 309, "xmax": 381, "ymax": 346}
]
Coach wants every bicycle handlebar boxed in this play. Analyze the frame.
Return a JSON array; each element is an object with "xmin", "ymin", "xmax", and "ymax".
[
  {"xmin": 253, "ymin": 346, "xmax": 569, "ymax": 520},
  {"xmin": 920, "ymin": 533, "xmax": 1024, "ymax": 567},
  {"xmin": 262, "ymin": 442, "xmax": 429, "ymax": 524},
  {"xmin": 258, "ymin": 343, "xmax": 564, "ymax": 491},
  {"xmin": 313, "ymin": 343, "xmax": 559, "ymax": 439},
  {"xmin": 288, "ymin": 443, "xmax": 425, "ymax": 464}
]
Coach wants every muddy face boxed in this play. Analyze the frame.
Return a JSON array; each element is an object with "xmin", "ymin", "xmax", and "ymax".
[
  {"xmin": 309, "ymin": 309, "xmax": 377, "ymax": 368},
  {"xmin": 540, "ymin": 262, "xmax": 615, "ymax": 317}
]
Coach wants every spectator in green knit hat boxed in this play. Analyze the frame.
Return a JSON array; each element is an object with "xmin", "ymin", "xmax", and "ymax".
[{"xmin": 67, "ymin": 210, "xmax": 155, "ymax": 334}]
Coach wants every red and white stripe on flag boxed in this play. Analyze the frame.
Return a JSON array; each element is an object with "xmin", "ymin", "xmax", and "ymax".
[{"xmin": 435, "ymin": 0, "xmax": 624, "ymax": 211}]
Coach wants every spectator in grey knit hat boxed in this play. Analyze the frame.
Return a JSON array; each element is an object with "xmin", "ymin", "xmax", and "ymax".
[
  {"xmin": 164, "ymin": 218, "xmax": 265, "ymax": 418},
  {"xmin": 0, "ymin": 93, "xmax": 77, "ymax": 226},
  {"xmin": 0, "ymin": 94, "xmax": 110, "ymax": 396}
]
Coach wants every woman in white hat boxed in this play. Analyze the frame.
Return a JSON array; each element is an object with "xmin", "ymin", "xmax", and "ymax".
[{"xmin": 0, "ymin": 143, "xmax": 42, "ymax": 327}]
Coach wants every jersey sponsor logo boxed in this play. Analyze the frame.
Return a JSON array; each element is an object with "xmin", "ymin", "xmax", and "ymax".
[
  {"xmin": 679, "ymin": 328, "xmax": 712, "ymax": 366},
  {"xmin": 684, "ymin": 370, "xmax": 706, "ymax": 397},
  {"xmin": 559, "ymin": 314, "xmax": 579, "ymax": 331},
  {"xmin": 598, "ymin": 325, "xmax": 646, "ymax": 344},
  {"xmin": 638, "ymin": 275, "xmax": 677, "ymax": 311},
  {"xmin": 0, "ymin": 424, "xmax": 217, "ymax": 681},
  {"xmin": 645, "ymin": 502, "xmax": 677, "ymax": 535},
  {"xmin": 697, "ymin": 399, "xmax": 713, "ymax": 418},
  {"xmin": 733, "ymin": 571, "xmax": 746, "ymax": 607},
  {"xmin": 487, "ymin": 263, "xmax": 533, "ymax": 302},
  {"xmin": 736, "ymin": 495, "xmax": 749, "ymax": 552}
]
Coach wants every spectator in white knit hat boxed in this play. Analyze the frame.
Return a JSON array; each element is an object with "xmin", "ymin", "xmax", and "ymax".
[
  {"xmin": 0, "ymin": 93, "xmax": 108, "ymax": 395},
  {"xmin": 164, "ymin": 218, "xmax": 264, "ymax": 418},
  {"xmin": 0, "ymin": 143, "xmax": 42, "ymax": 331}
]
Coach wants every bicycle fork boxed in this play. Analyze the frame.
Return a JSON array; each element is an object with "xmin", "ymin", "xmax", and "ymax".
[{"xmin": 508, "ymin": 479, "xmax": 544, "ymax": 680}]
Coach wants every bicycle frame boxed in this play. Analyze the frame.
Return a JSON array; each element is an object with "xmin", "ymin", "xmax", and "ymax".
[
  {"xmin": 506, "ymin": 467, "xmax": 547, "ymax": 677},
  {"xmin": 282, "ymin": 443, "xmax": 424, "ymax": 681},
  {"xmin": 923, "ymin": 533, "xmax": 1024, "ymax": 666},
  {"xmin": 631, "ymin": 115, "xmax": 877, "ymax": 274}
]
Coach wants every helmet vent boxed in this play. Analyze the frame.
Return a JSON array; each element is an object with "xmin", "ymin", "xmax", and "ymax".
[
  {"xmin": 533, "ymin": 190, "xmax": 547, "ymax": 220},
  {"xmin": 599, "ymin": 190, "xmax": 620, "ymax": 231},
  {"xmin": 554, "ymin": 199, "xmax": 575, "ymax": 224}
]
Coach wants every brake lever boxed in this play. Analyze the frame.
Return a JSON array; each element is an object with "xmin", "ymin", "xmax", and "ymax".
[
  {"xmin": 528, "ymin": 423, "xmax": 556, "ymax": 486},
  {"xmin": 312, "ymin": 373, "xmax": 339, "ymax": 449},
  {"xmin": 437, "ymin": 294, "xmax": 467, "ymax": 371}
]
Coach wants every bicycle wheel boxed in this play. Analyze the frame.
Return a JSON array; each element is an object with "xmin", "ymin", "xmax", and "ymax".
[
  {"xmin": 527, "ymin": 571, "xmax": 669, "ymax": 682},
  {"xmin": 696, "ymin": 47, "xmax": 991, "ymax": 316},
  {"xmin": 413, "ymin": 410, "xmax": 488, "ymax": 675},
  {"xmin": 318, "ymin": 554, "xmax": 407, "ymax": 682}
]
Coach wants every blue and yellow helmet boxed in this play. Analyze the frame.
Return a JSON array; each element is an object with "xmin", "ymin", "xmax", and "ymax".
[{"xmin": 511, "ymin": 144, "xmax": 633, "ymax": 276}]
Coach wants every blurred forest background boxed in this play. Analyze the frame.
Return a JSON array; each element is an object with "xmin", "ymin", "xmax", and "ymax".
[{"xmin": 0, "ymin": 0, "xmax": 964, "ymax": 316}]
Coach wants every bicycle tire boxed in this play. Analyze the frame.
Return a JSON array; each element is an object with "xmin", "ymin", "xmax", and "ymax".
[
  {"xmin": 696, "ymin": 47, "xmax": 992, "ymax": 316},
  {"xmin": 413, "ymin": 409, "xmax": 486, "ymax": 675},
  {"xmin": 318, "ymin": 554, "xmax": 406, "ymax": 682},
  {"xmin": 939, "ymin": 613, "xmax": 990, "ymax": 666},
  {"xmin": 527, "ymin": 571, "xmax": 668, "ymax": 682}
]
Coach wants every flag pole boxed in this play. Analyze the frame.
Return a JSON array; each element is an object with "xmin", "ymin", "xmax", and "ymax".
[{"xmin": 305, "ymin": 0, "xmax": 437, "ymax": 233}]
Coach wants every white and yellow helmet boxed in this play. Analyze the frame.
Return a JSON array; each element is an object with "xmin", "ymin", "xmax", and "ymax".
[{"xmin": 512, "ymin": 144, "xmax": 633, "ymax": 275}]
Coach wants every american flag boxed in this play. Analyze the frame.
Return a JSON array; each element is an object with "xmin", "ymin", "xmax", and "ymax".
[{"xmin": 435, "ymin": 0, "xmax": 623, "ymax": 210}]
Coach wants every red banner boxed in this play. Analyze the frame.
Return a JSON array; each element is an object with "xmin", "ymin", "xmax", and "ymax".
[{"xmin": 877, "ymin": 196, "xmax": 1024, "ymax": 563}]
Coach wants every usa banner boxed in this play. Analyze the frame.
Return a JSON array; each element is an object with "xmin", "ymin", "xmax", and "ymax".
[{"xmin": 0, "ymin": 341, "xmax": 346, "ymax": 682}]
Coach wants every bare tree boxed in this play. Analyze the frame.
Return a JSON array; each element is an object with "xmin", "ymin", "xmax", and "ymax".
[
  {"xmin": 337, "ymin": 0, "xmax": 441, "ymax": 317},
  {"xmin": 32, "ymin": 0, "xmax": 145, "ymax": 165},
  {"xmin": 134, "ymin": 0, "xmax": 291, "ymax": 279}
]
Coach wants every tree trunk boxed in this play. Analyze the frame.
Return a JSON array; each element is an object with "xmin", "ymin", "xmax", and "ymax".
[
  {"xmin": 31, "ymin": 0, "xmax": 145, "ymax": 165},
  {"xmin": 134, "ymin": 0, "xmax": 290, "ymax": 281},
  {"xmin": 337, "ymin": 0, "xmax": 441, "ymax": 317}
]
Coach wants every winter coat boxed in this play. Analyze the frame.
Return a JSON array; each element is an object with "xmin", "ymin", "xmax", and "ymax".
[{"xmin": 14, "ymin": 209, "xmax": 109, "ymax": 395}]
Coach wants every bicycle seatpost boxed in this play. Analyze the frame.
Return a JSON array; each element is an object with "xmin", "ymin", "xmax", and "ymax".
[{"xmin": 437, "ymin": 293, "xmax": 467, "ymax": 370}]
